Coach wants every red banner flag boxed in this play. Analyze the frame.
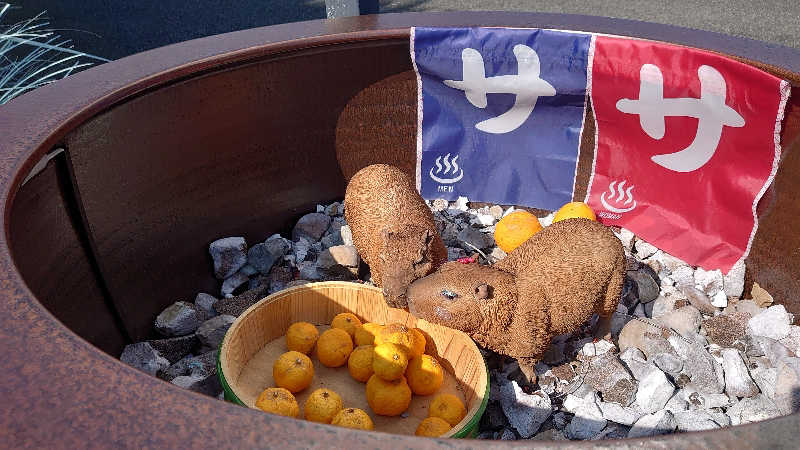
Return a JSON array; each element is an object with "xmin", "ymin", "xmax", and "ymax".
[{"xmin": 586, "ymin": 36, "xmax": 790, "ymax": 273}]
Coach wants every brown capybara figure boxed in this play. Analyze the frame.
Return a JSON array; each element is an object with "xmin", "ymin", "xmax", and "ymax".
[
  {"xmin": 406, "ymin": 218, "xmax": 625, "ymax": 384},
  {"xmin": 344, "ymin": 164, "xmax": 447, "ymax": 308}
]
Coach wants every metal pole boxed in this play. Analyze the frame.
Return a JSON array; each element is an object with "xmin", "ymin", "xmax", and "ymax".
[{"xmin": 325, "ymin": 0, "xmax": 379, "ymax": 19}]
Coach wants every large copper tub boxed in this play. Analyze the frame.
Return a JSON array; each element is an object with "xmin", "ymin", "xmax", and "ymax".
[{"xmin": 1, "ymin": 12, "xmax": 798, "ymax": 448}]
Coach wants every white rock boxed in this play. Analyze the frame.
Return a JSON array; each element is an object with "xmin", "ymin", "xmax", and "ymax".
[
  {"xmin": 721, "ymin": 348, "xmax": 759, "ymax": 398},
  {"xmin": 674, "ymin": 410, "xmax": 720, "ymax": 432},
  {"xmin": 598, "ymin": 401, "xmax": 644, "ymax": 426},
  {"xmin": 711, "ymin": 291, "xmax": 728, "ymax": 308},
  {"xmin": 779, "ymin": 325, "xmax": 800, "ymax": 355},
  {"xmin": 710, "ymin": 412, "xmax": 731, "ymax": 427},
  {"xmin": 657, "ymin": 251, "xmax": 691, "ymax": 273},
  {"xmin": 563, "ymin": 393, "xmax": 606, "ymax": 440},
  {"xmin": 694, "ymin": 267, "xmax": 724, "ymax": 296},
  {"xmin": 750, "ymin": 336, "xmax": 797, "ymax": 367},
  {"xmin": 316, "ymin": 204, "xmax": 325, "ymax": 213},
  {"xmin": 682, "ymin": 389, "xmax": 732, "ymax": 409},
  {"xmin": 502, "ymin": 206, "xmax": 515, "ymax": 217},
  {"xmin": 663, "ymin": 392, "xmax": 688, "ymax": 413},
  {"xmin": 773, "ymin": 357, "xmax": 800, "ymax": 415},
  {"xmin": 634, "ymin": 240, "xmax": 658, "ymax": 259},
  {"xmin": 723, "ymin": 259, "xmax": 746, "ymax": 298},
  {"xmin": 488, "ymin": 205, "xmax": 504, "ymax": 219},
  {"xmin": 489, "ymin": 247, "xmax": 507, "ymax": 263},
  {"xmin": 614, "ymin": 228, "xmax": 635, "ymax": 251},
  {"xmin": 651, "ymin": 295, "xmax": 677, "ymax": 319},
  {"xmin": 659, "ymin": 306, "xmax": 702, "ymax": 338},
  {"xmin": 645, "ymin": 252, "xmax": 664, "ymax": 274},
  {"xmin": 652, "ymin": 353, "xmax": 684, "ymax": 375},
  {"xmin": 676, "ymin": 342, "xmax": 725, "ymax": 396},
  {"xmin": 340, "ymin": 225, "xmax": 353, "ymax": 246},
  {"xmin": 627, "ymin": 410, "xmax": 676, "ymax": 438},
  {"xmin": 635, "ymin": 370, "xmax": 675, "ymax": 413},
  {"xmin": 473, "ymin": 213, "xmax": 495, "ymax": 227},
  {"xmin": 748, "ymin": 305, "xmax": 794, "ymax": 340},
  {"xmin": 671, "ymin": 266, "xmax": 695, "ymax": 289},
  {"xmin": 751, "ymin": 364, "xmax": 778, "ymax": 399},
  {"xmin": 453, "ymin": 196, "xmax": 469, "ymax": 211},
  {"xmin": 499, "ymin": 381, "xmax": 552, "ymax": 438},
  {"xmin": 539, "ymin": 212, "xmax": 555, "ymax": 227},
  {"xmin": 293, "ymin": 237, "xmax": 311, "ymax": 262},
  {"xmin": 726, "ymin": 395, "xmax": 782, "ymax": 425},
  {"xmin": 619, "ymin": 348, "xmax": 660, "ymax": 381},
  {"xmin": 580, "ymin": 339, "xmax": 615, "ymax": 357},
  {"xmin": 733, "ymin": 299, "xmax": 765, "ymax": 317}
]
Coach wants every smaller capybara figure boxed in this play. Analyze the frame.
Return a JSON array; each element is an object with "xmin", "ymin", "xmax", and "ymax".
[
  {"xmin": 406, "ymin": 218, "xmax": 625, "ymax": 384},
  {"xmin": 344, "ymin": 164, "xmax": 447, "ymax": 308}
]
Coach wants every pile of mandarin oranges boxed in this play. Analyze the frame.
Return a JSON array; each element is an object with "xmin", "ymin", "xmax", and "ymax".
[{"xmin": 255, "ymin": 313, "xmax": 466, "ymax": 437}]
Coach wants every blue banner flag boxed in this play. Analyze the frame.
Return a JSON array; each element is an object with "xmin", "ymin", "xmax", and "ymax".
[{"xmin": 411, "ymin": 27, "xmax": 592, "ymax": 210}]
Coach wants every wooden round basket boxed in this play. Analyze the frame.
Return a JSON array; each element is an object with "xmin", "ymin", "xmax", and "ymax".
[{"xmin": 217, "ymin": 281, "xmax": 489, "ymax": 438}]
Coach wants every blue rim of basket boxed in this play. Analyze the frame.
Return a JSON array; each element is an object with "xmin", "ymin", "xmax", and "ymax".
[{"xmin": 216, "ymin": 329, "xmax": 490, "ymax": 438}]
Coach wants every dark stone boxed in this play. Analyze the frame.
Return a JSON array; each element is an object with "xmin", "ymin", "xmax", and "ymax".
[
  {"xmin": 161, "ymin": 354, "xmax": 195, "ymax": 381},
  {"xmin": 620, "ymin": 276, "xmax": 639, "ymax": 312},
  {"xmin": 248, "ymin": 275, "xmax": 269, "ymax": 291},
  {"xmin": 194, "ymin": 293, "xmax": 218, "ymax": 316},
  {"xmin": 154, "ymin": 301, "xmax": 205, "ymax": 337},
  {"xmin": 221, "ymin": 271, "xmax": 249, "ymax": 297},
  {"xmin": 627, "ymin": 269, "xmax": 660, "ymax": 303},
  {"xmin": 644, "ymin": 300, "xmax": 655, "ymax": 318},
  {"xmin": 213, "ymin": 284, "xmax": 270, "ymax": 317},
  {"xmin": 457, "ymin": 227, "xmax": 494, "ymax": 250},
  {"xmin": 196, "ymin": 315, "xmax": 236, "ymax": 349},
  {"xmin": 480, "ymin": 402, "xmax": 508, "ymax": 431},
  {"xmin": 120, "ymin": 342, "xmax": 170, "ymax": 376},
  {"xmin": 209, "ymin": 237, "xmax": 247, "ymax": 279},
  {"xmin": 172, "ymin": 372, "xmax": 222, "ymax": 397},
  {"xmin": 247, "ymin": 242, "xmax": 281, "ymax": 275},
  {"xmin": 186, "ymin": 350, "xmax": 218, "ymax": 378},
  {"xmin": 292, "ymin": 213, "xmax": 331, "ymax": 242},
  {"xmin": 147, "ymin": 334, "xmax": 199, "ymax": 363}
]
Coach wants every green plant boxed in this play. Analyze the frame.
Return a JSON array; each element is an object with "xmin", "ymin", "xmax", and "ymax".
[{"xmin": 0, "ymin": 2, "xmax": 107, "ymax": 104}]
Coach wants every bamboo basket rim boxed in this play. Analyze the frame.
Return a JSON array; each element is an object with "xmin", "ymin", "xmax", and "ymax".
[{"xmin": 217, "ymin": 280, "xmax": 490, "ymax": 438}]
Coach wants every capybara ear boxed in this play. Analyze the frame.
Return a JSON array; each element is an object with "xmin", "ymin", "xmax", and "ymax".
[{"xmin": 474, "ymin": 283, "xmax": 491, "ymax": 300}]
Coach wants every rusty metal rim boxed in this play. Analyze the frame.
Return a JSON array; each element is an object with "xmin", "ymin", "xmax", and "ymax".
[{"xmin": 0, "ymin": 11, "xmax": 798, "ymax": 448}]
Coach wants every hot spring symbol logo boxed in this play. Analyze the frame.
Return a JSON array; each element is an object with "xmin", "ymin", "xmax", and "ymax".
[
  {"xmin": 600, "ymin": 180, "xmax": 637, "ymax": 214},
  {"xmin": 429, "ymin": 153, "xmax": 463, "ymax": 184}
]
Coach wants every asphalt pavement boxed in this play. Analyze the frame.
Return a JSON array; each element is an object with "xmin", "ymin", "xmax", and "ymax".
[{"xmin": 4, "ymin": 1, "xmax": 798, "ymax": 61}]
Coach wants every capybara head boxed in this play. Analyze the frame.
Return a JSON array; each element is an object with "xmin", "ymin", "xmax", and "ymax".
[
  {"xmin": 406, "ymin": 261, "xmax": 517, "ymax": 333},
  {"xmin": 379, "ymin": 225, "xmax": 438, "ymax": 308}
]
